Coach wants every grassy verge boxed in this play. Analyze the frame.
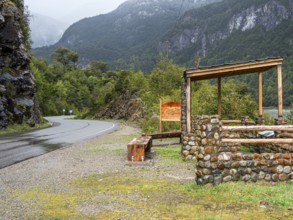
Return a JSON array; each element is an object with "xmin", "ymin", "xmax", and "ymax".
[
  {"xmin": 12, "ymin": 172, "xmax": 292, "ymax": 219},
  {"xmin": 0, "ymin": 122, "xmax": 52, "ymax": 135},
  {"xmin": 5, "ymin": 139, "xmax": 293, "ymax": 219}
]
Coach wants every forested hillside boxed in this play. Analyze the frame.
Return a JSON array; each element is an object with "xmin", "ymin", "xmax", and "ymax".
[
  {"xmin": 165, "ymin": 0, "xmax": 293, "ymax": 106},
  {"xmin": 33, "ymin": 0, "xmax": 293, "ymax": 107},
  {"xmin": 32, "ymin": 48, "xmax": 258, "ymax": 132}
]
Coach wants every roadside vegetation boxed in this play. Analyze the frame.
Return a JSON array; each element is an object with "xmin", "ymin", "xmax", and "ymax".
[
  {"xmin": 0, "ymin": 120, "xmax": 51, "ymax": 135},
  {"xmin": 32, "ymin": 48, "xmax": 259, "ymax": 132}
]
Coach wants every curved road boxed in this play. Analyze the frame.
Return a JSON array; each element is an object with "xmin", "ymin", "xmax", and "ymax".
[{"xmin": 0, "ymin": 116, "xmax": 118, "ymax": 169}]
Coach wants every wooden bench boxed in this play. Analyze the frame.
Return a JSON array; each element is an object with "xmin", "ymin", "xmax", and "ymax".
[
  {"xmin": 146, "ymin": 131, "xmax": 181, "ymax": 140},
  {"xmin": 127, "ymin": 136, "xmax": 152, "ymax": 161}
]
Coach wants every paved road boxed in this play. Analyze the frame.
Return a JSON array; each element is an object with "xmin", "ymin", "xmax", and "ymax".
[{"xmin": 0, "ymin": 116, "xmax": 118, "ymax": 169}]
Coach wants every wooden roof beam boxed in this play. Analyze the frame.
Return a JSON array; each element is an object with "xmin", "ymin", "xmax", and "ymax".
[{"xmin": 185, "ymin": 58, "xmax": 283, "ymax": 80}]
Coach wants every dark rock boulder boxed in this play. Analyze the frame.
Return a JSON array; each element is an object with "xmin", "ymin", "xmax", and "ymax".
[
  {"xmin": 0, "ymin": 0, "xmax": 40, "ymax": 129},
  {"xmin": 96, "ymin": 91, "xmax": 145, "ymax": 120}
]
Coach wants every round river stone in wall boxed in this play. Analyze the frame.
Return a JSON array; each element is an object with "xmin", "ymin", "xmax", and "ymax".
[
  {"xmin": 223, "ymin": 176, "xmax": 232, "ymax": 182},
  {"xmin": 279, "ymin": 174, "xmax": 288, "ymax": 181},
  {"xmin": 272, "ymin": 174, "xmax": 279, "ymax": 182},
  {"xmin": 283, "ymin": 166, "xmax": 291, "ymax": 174},
  {"xmin": 204, "ymin": 155, "xmax": 211, "ymax": 161},
  {"xmin": 205, "ymin": 146, "xmax": 214, "ymax": 154},
  {"xmin": 265, "ymin": 174, "xmax": 271, "ymax": 181},
  {"xmin": 182, "ymin": 150, "xmax": 189, "ymax": 156},
  {"xmin": 258, "ymin": 171, "xmax": 266, "ymax": 179},
  {"xmin": 276, "ymin": 165, "xmax": 283, "ymax": 174},
  {"xmin": 214, "ymin": 132, "xmax": 219, "ymax": 140}
]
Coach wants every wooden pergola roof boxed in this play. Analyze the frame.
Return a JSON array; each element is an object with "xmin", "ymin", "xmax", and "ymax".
[
  {"xmin": 185, "ymin": 57, "xmax": 283, "ymax": 81},
  {"xmin": 182, "ymin": 57, "xmax": 284, "ymax": 133}
]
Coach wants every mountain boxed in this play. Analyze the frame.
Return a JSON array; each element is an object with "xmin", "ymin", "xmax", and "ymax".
[
  {"xmin": 33, "ymin": 0, "xmax": 293, "ymax": 106},
  {"xmin": 164, "ymin": 0, "xmax": 293, "ymax": 66},
  {"xmin": 29, "ymin": 13, "xmax": 68, "ymax": 48},
  {"xmin": 33, "ymin": 0, "xmax": 221, "ymax": 69},
  {"xmin": 163, "ymin": 0, "xmax": 293, "ymax": 106}
]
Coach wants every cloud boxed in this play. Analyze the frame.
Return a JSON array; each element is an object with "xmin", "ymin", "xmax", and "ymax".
[{"xmin": 24, "ymin": 0, "xmax": 127, "ymax": 24}]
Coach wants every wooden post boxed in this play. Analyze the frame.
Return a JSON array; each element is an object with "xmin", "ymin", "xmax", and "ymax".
[
  {"xmin": 159, "ymin": 99, "xmax": 163, "ymax": 133},
  {"xmin": 218, "ymin": 77, "xmax": 221, "ymax": 117},
  {"xmin": 258, "ymin": 72, "xmax": 263, "ymax": 117},
  {"xmin": 277, "ymin": 65, "xmax": 283, "ymax": 118},
  {"xmin": 187, "ymin": 77, "xmax": 191, "ymax": 133}
]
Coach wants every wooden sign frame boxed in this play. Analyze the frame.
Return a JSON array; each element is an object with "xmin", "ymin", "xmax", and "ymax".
[{"xmin": 159, "ymin": 100, "xmax": 181, "ymax": 132}]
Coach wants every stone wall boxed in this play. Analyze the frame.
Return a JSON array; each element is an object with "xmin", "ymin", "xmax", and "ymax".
[
  {"xmin": 182, "ymin": 115, "xmax": 293, "ymax": 185},
  {"xmin": 181, "ymin": 77, "xmax": 187, "ymax": 133},
  {"xmin": 222, "ymin": 129, "xmax": 293, "ymax": 153}
]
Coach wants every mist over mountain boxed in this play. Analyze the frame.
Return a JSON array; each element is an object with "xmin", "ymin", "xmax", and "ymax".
[
  {"xmin": 33, "ymin": 0, "xmax": 221, "ymax": 69},
  {"xmin": 29, "ymin": 13, "xmax": 68, "ymax": 48}
]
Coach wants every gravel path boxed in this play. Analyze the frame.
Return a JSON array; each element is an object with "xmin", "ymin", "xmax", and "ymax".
[{"xmin": 0, "ymin": 124, "xmax": 194, "ymax": 219}]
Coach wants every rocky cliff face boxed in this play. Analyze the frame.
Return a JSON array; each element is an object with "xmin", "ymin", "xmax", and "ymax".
[
  {"xmin": 96, "ymin": 91, "xmax": 145, "ymax": 120},
  {"xmin": 165, "ymin": 0, "xmax": 293, "ymax": 60},
  {"xmin": 0, "ymin": 0, "xmax": 40, "ymax": 129}
]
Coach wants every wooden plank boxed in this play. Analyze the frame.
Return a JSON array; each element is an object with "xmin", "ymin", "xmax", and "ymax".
[
  {"xmin": 160, "ymin": 99, "xmax": 163, "ymax": 133},
  {"xmin": 185, "ymin": 58, "xmax": 283, "ymax": 78},
  {"xmin": 222, "ymin": 138, "xmax": 293, "ymax": 144},
  {"xmin": 145, "ymin": 131, "xmax": 182, "ymax": 139},
  {"xmin": 218, "ymin": 77, "xmax": 221, "ymax": 117},
  {"xmin": 127, "ymin": 136, "xmax": 152, "ymax": 161},
  {"xmin": 187, "ymin": 61, "xmax": 283, "ymax": 76},
  {"xmin": 258, "ymin": 72, "xmax": 263, "ymax": 116},
  {"xmin": 222, "ymin": 120, "xmax": 241, "ymax": 124},
  {"xmin": 222, "ymin": 120, "xmax": 255, "ymax": 125},
  {"xmin": 186, "ymin": 58, "xmax": 283, "ymax": 75},
  {"xmin": 187, "ymin": 78, "xmax": 191, "ymax": 133},
  {"xmin": 127, "ymin": 143, "xmax": 144, "ymax": 161},
  {"xmin": 160, "ymin": 100, "xmax": 181, "ymax": 132},
  {"xmin": 161, "ymin": 119, "xmax": 181, "ymax": 122},
  {"xmin": 278, "ymin": 133, "xmax": 293, "ymax": 138},
  {"xmin": 277, "ymin": 65, "xmax": 283, "ymax": 117},
  {"xmin": 161, "ymin": 102, "xmax": 181, "ymax": 120},
  {"xmin": 222, "ymin": 125, "xmax": 293, "ymax": 132}
]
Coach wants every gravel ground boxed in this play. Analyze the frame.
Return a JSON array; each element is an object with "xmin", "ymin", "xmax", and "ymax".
[{"xmin": 0, "ymin": 124, "xmax": 194, "ymax": 219}]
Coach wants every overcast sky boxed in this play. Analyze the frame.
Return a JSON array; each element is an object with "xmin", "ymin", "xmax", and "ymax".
[{"xmin": 24, "ymin": 0, "xmax": 127, "ymax": 24}]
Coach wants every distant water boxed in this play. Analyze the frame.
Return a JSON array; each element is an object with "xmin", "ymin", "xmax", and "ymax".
[{"xmin": 263, "ymin": 108, "xmax": 290, "ymax": 118}]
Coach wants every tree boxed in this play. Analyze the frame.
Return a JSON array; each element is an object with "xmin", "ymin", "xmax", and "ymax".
[
  {"xmin": 148, "ymin": 56, "xmax": 183, "ymax": 99},
  {"xmin": 51, "ymin": 47, "xmax": 78, "ymax": 67},
  {"xmin": 89, "ymin": 60, "xmax": 107, "ymax": 73}
]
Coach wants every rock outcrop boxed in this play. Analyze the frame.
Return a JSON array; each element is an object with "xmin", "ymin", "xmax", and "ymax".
[
  {"xmin": 165, "ymin": 0, "xmax": 293, "ymax": 58},
  {"xmin": 96, "ymin": 91, "xmax": 145, "ymax": 120},
  {"xmin": 0, "ymin": 0, "xmax": 40, "ymax": 129}
]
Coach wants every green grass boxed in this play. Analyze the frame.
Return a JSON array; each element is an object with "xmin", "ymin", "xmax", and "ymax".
[
  {"xmin": 12, "ymin": 173, "xmax": 292, "ymax": 219},
  {"xmin": 182, "ymin": 181, "xmax": 293, "ymax": 208},
  {"xmin": 240, "ymin": 144, "xmax": 256, "ymax": 153},
  {"xmin": 153, "ymin": 145, "xmax": 182, "ymax": 161},
  {"xmin": 0, "ymin": 122, "xmax": 51, "ymax": 135}
]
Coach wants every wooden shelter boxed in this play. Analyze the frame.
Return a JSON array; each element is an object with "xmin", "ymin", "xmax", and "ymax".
[{"xmin": 181, "ymin": 57, "xmax": 284, "ymax": 133}]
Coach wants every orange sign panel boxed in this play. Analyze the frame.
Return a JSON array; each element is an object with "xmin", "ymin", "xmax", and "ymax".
[{"xmin": 160, "ymin": 101, "xmax": 181, "ymax": 122}]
